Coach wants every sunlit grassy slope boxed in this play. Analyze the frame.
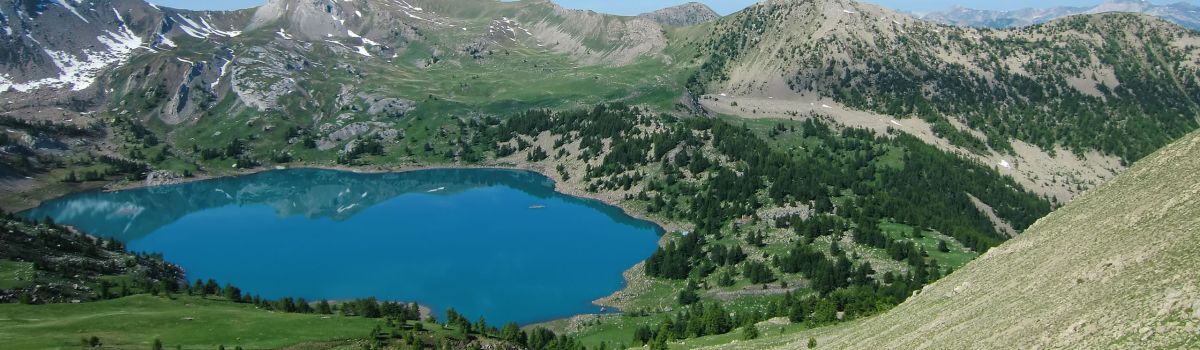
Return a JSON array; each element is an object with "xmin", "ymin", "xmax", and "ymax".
[{"xmin": 0, "ymin": 295, "xmax": 381, "ymax": 350}]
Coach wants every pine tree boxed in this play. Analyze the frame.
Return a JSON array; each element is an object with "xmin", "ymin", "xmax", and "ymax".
[
  {"xmin": 633, "ymin": 325, "xmax": 653, "ymax": 345},
  {"xmin": 677, "ymin": 282, "xmax": 700, "ymax": 306},
  {"xmin": 742, "ymin": 325, "xmax": 760, "ymax": 340},
  {"xmin": 500, "ymin": 322, "xmax": 524, "ymax": 345},
  {"xmin": 317, "ymin": 299, "xmax": 333, "ymax": 314}
]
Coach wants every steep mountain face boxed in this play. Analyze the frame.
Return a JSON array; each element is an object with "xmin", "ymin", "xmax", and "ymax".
[
  {"xmin": 705, "ymin": 127, "xmax": 1200, "ymax": 349},
  {"xmin": 685, "ymin": 0, "xmax": 1200, "ymax": 201},
  {"xmin": 638, "ymin": 2, "xmax": 721, "ymax": 27},
  {"xmin": 923, "ymin": 0, "xmax": 1200, "ymax": 31},
  {"xmin": 0, "ymin": 0, "xmax": 251, "ymax": 136},
  {"xmin": 0, "ymin": 0, "xmax": 670, "ymax": 119},
  {"xmin": 0, "ymin": 0, "xmax": 248, "ymax": 92}
]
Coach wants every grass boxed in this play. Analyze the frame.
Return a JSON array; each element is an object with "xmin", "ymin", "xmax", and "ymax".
[
  {"xmin": 878, "ymin": 221, "xmax": 977, "ymax": 269},
  {"xmin": 0, "ymin": 260, "xmax": 35, "ymax": 290},
  {"xmin": 624, "ymin": 279, "xmax": 687, "ymax": 312},
  {"xmin": 0, "ymin": 295, "xmax": 381, "ymax": 350},
  {"xmin": 561, "ymin": 314, "xmax": 660, "ymax": 349}
]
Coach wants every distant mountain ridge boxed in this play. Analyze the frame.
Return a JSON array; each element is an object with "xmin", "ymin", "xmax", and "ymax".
[{"xmin": 922, "ymin": 0, "xmax": 1200, "ymax": 30}]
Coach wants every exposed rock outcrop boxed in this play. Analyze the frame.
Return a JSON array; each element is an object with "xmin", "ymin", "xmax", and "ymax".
[{"xmin": 639, "ymin": 2, "xmax": 721, "ymax": 27}]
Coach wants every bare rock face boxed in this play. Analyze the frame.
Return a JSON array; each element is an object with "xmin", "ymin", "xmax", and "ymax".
[
  {"xmin": 249, "ymin": 0, "xmax": 431, "ymax": 48},
  {"xmin": 317, "ymin": 120, "xmax": 404, "ymax": 151},
  {"xmin": 363, "ymin": 95, "xmax": 415, "ymax": 118},
  {"xmin": 232, "ymin": 47, "xmax": 300, "ymax": 113},
  {"xmin": 638, "ymin": 2, "xmax": 721, "ymax": 27},
  {"xmin": 327, "ymin": 122, "xmax": 373, "ymax": 143},
  {"xmin": 144, "ymin": 170, "xmax": 183, "ymax": 187}
]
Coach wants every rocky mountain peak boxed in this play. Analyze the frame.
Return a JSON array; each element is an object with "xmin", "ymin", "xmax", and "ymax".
[{"xmin": 638, "ymin": 2, "xmax": 720, "ymax": 27}]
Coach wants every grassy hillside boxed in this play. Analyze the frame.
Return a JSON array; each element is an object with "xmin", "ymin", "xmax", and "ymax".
[
  {"xmin": 698, "ymin": 129, "xmax": 1200, "ymax": 349},
  {"xmin": 0, "ymin": 213, "xmax": 183, "ymax": 304},
  {"xmin": 0, "ymin": 295, "xmax": 382, "ymax": 350}
]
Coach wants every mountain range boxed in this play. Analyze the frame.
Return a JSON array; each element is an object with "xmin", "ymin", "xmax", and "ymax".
[
  {"xmin": 3, "ymin": 0, "xmax": 1200, "ymax": 349},
  {"xmin": 0, "ymin": 0, "xmax": 1197, "ymax": 245},
  {"xmin": 922, "ymin": 0, "xmax": 1200, "ymax": 30}
]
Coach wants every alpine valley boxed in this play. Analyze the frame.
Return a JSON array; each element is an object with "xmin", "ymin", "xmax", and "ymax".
[{"xmin": 1, "ymin": 0, "xmax": 1199, "ymax": 349}]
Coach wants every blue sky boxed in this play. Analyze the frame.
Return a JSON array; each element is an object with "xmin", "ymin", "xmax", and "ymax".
[{"xmin": 151, "ymin": 0, "xmax": 1194, "ymax": 15}]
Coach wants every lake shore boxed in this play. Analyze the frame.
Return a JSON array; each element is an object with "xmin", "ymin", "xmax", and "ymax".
[{"xmin": 4, "ymin": 159, "xmax": 686, "ymax": 325}]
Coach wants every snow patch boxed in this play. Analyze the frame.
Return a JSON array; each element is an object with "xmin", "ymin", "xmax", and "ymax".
[
  {"xmin": 2, "ymin": 14, "xmax": 143, "ymax": 93},
  {"xmin": 355, "ymin": 46, "xmax": 371, "ymax": 57},
  {"xmin": 0, "ymin": 75, "xmax": 12, "ymax": 92},
  {"xmin": 0, "ymin": 8, "xmax": 11, "ymax": 36},
  {"xmin": 176, "ymin": 15, "xmax": 241, "ymax": 39},
  {"xmin": 337, "ymin": 203, "xmax": 358, "ymax": 213},
  {"xmin": 212, "ymin": 57, "xmax": 233, "ymax": 90},
  {"xmin": 999, "ymin": 160, "xmax": 1012, "ymax": 169},
  {"xmin": 157, "ymin": 34, "xmax": 176, "ymax": 48},
  {"xmin": 53, "ymin": 0, "xmax": 90, "ymax": 23}
]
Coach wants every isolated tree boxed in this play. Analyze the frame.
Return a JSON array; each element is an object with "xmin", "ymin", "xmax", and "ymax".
[
  {"xmin": 500, "ymin": 322, "xmax": 525, "ymax": 345},
  {"xmin": 475, "ymin": 316, "xmax": 489, "ymax": 336},
  {"xmin": 742, "ymin": 325, "xmax": 760, "ymax": 340},
  {"xmin": 316, "ymin": 299, "xmax": 333, "ymax": 314},
  {"xmin": 222, "ymin": 284, "xmax": 240, "ymax": 301},
  {"xmin": 677, "ymin": 283, "xmax": 700, "ymax": 306},
  {"xmin": 297, "ymin": 298, "xmax": 313, "ymax": 313},
  {"xmin": 632, "ymin": 325, "xmax": 654, "ymax": 345}
]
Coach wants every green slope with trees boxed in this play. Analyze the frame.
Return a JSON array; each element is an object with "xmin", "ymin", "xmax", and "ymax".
[{"xmin": 699, "ymin": 129, "xmax": 1200, "ymax": 349}]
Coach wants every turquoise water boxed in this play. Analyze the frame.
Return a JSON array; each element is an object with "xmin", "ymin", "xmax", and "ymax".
[{"xmin": 23, "ymin": 168, "xmax": 662, "ymax": 324}]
